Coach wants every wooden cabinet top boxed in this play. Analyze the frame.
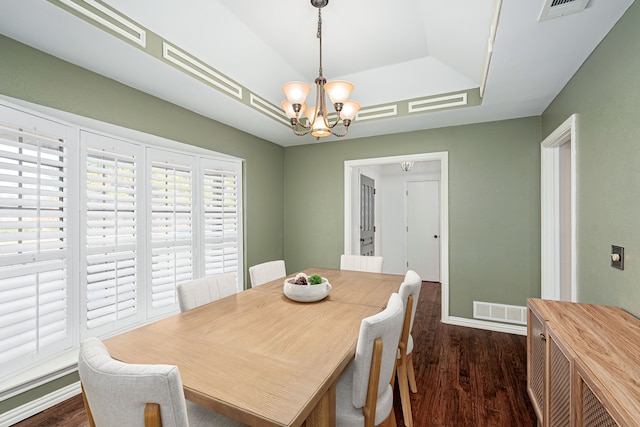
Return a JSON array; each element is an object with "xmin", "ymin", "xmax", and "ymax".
[{"xmin": 528, "ymin": 298, "xmax": 640, "ymax": 427}]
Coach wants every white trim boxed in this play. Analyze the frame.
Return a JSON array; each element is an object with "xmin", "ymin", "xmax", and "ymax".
[
  {"xmin": 344, "ymin": 152, "xmax": 450, "ymax": 324},
  {"xmin": 249, "ymin": 93, "xmax": 289, "ymax": 125},
  {"xmin": 356, "ymin": 105, "xmax": 398, "ymax": 121},
  {"xmin": 58, "ymin": 0, "xmax": 146, "ymax": 47},
  {"xmin": 0, "ymin": 382, "xmax": 81, "ymax": 427},
  {"xmin": 541, "ymin": 114, "xmax": 578, "ymax": 302},
  {"xmin": 445, "ymin": 316, "xmax": 527, "ymax": 336},
  {"xmin": 408, "ymin": 93, "xmax": 467, "ymax": 113},
  {"xmin": 162, "ymin": 42, "xmax": 243, "ymax": 99},
  {"xmin": 480, "ymin": 0, "xmax": 503, "ymax": 98}
]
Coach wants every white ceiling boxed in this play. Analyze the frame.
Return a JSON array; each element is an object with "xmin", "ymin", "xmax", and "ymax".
[{"xmin": 0, "ymin": 0, "xmax": 634, "ymax": 147}]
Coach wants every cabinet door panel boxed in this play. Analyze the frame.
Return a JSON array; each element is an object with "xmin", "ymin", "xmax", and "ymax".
[
  {"xmin": 548, "ymin": 333, "xmax": 571, "ymax": 426},
  {"xmin": 528, "ymin": 308, "xmax": 546, "ymax": 423},
  {"xmin": 581, "ymin": 378, "xmax": 618, "ymax": 427}
]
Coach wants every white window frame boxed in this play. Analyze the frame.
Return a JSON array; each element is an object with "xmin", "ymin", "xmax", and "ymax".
[{"xmin": 0, "ymin": 98, "xmax": 244, "ymax": 390}]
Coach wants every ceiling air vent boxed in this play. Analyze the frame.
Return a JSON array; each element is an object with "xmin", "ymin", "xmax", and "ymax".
[{"xmin": 538, "ymin": 0, "xmax": 589, "ymax": 22}]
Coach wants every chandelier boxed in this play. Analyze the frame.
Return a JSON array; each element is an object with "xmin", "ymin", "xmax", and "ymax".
[{"xmin": 281, "ymin": 0, "xmax": 361, "ymax": 139}]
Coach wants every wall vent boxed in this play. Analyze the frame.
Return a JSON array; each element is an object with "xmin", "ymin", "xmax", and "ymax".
[
  {"xmin": 538, "ymin": 0, "xmax": 589, "ymax": 22},
  {"xmin": 473, "ymin": 301, "xmax": 527, "ymax": 325}
]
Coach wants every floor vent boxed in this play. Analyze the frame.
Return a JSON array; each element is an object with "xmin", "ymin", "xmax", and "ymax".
[
  {"xmin": 473, "ymin": 301, "xmax": 527, "ymax": 325},
  {"xmin": 538, "ymin": 0, "xmax": 589, "ymax": 22}
]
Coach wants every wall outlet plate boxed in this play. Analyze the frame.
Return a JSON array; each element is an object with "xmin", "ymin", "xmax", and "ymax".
[{"xmin": 611, "ymin": 245, "xmax": 624, "ymax": 270}]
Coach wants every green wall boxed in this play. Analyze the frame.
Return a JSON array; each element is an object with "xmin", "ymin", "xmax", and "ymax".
[
  {"xmin": 0, "ymin": 35, "xmax": 285, "ymax": 285},
  {"xmin": 284, "ymin": 117, "xmax": 542, "ymax": 318},
  {"xmin": 542, "ymin": 1, "xmax": 640, "ymax": 316}
]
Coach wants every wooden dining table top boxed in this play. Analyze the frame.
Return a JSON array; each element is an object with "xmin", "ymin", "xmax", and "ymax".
[{"xmin": 104, "ymin": 267, "xmax": 403, "ymax": 427}]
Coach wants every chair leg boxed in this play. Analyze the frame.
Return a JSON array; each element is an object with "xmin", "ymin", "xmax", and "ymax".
[
  {"xmin": 407, "ymin": 353, "xmax": 418, "ymax": 393},
  {"xmin": 80, "ymin": 383, "xmax": 96, "ymax": 427},
  {"xmin": 388, "ymin": 406, "xmax": 398, "ymax": 427},
  {"xmin": 144, "ymin": 403, "xmax": 162, "ymax": 427},
  {"xmin": 396, "ymin": 357, "xmax": 413, "ymax": 427}
]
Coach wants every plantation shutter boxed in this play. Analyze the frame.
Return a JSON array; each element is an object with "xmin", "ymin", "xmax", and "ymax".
[
  {"xmin": 0, "ymin": 118, "xmax": 71, "ymax": 374},
  {"xmin": 83, "ymin": 133, "xmax": 140, "ymax": 332},
  {"xmin": 149, "ymin": 150, "xmax": 194, "ymax": 311},
  {"xmin": 202, "ymin": 163, "xmax": 240, "ymax": 277}
]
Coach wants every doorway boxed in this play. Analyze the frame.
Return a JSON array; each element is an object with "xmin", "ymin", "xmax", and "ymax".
[
  {"xmin": 344, "ymin": 152, "xmax": 451, "ymax": 322},
  {"xmin": 360, "ymin": 174, "xmax": 375, "ymax": 256},
  {"xmin": 541, "ymin": 114, "xmax": 577, "ymax": 301}
]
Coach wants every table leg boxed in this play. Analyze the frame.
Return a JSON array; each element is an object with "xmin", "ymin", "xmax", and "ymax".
[{"xmin": 304, "ymin": 383, "xmax": 336, "ymax": 427}]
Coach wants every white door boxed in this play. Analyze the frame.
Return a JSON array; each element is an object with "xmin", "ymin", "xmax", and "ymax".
[
  {"xmin": 360, "ymin": 174, "xmax": 375, "ymax": 256},
  {"xmin": 406, "ymin": 180, "xmax": 440, "ymax": 281}
]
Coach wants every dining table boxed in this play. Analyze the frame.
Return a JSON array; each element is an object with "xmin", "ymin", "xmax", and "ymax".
[{"xmin": 103, "ymin": 267, "xmax": 404, "ymax": 427}]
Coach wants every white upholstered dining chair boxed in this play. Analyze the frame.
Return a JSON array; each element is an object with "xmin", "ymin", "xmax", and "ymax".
[
  {"xmin": 340, "ymin": 254, "xmax": 384, "ymax": 273},
  {"xmin": 177, "ymin": 272, "xmax": 238, "ymax": 312},
  {"xmin": 395, "ymin": 270, "xmax": 422, "ymax": 427},
  {"xmin": 336, "ymin": 293, "xmax": 404, "ymax": 427},
  {"xmin": 248, "ymin": 260, "xmax": 286, "ymax": 287},
  {"xmin": 78, "ymin": 337, "xmax": 247, "ymax": 427}
]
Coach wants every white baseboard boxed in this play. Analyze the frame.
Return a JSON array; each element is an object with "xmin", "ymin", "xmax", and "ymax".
[
  {"xmin": 0, "ymin": 381, "xmax": 81, "ymax": 427},
  {"xmin": 444, "ymin": 316, "xmax": 527, "ymax": 336}
]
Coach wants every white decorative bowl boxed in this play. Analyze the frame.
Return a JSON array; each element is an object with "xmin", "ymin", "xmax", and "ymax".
[{"xmin": 283, "ymin": 277, "xmax": 332, "ymax": 302}]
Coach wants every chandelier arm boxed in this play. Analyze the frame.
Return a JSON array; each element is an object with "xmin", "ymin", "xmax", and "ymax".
[
  {"xmin": 329, "ymin": 126, "xmax": 350, "ymax": 138},
  {"xmin": 291, "ymin": 125, "xmax": 313, "ymax": 137}
]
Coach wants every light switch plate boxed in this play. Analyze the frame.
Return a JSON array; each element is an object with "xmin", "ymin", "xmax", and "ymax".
[{"xmin": 611, "ymin": 245, "xmax": 624, "ymax": 270}]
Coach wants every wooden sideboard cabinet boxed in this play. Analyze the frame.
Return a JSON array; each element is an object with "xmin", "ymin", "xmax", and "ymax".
[{"xmin": 527, "ymin": 298, "xmax": 640, "ymax": 427}]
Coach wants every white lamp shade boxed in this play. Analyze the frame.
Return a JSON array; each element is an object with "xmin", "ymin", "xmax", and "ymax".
[
  {"xmin": 400, "ymin": 161, "xmax": 414, "ymax": 172},
  {"xmin": 304, "ymin": 107, "xmax": 330, "ymax": 137},
  {"xmin": 281, "ymin": 81, "xmax": 311, "ymax": 105},
  {"xmin": 339, "ymin": 100, "xmax": 361, "ymax": 121},
  {"xmin": 303, "ymin": 106, "xmax": 317, "ymax": 122},
  {"xmin": 324, "ymin": 80, "xmax": 354, "ymax": 105},
  {"xmin": 281, "ymin": 100, "xmax": 306, "ymax": 119},
  {"xmin": 311, "ymin": 115, "xmax": 330, "ymax": 137}
]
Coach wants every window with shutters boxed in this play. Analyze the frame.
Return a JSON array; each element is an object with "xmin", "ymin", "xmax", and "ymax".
[
  {"xmin": 202, "ymin": 159, "xmax": 240, "ymax": 277},
  {"xmin": 0, "ymin": 102, "xmax": 243, "ymax": 383},
  {"xmin": 83, "ymin": 131, "xmax": 141, "ymax": 335},
  {"xmin": 148, "ymin": 150, "xmax": 194, "ymax": 314},
  {"xmin": 0, "ymin": 114, "xmax": 74, "ymax": 379}
]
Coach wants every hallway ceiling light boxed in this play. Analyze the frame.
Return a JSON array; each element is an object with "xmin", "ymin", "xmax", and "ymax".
[
  {"xmin": 281, "ymin": 0, "xmax": 361, "ymax": 140},
  {"xmin": 400, "ymin": 161, "xmax": 414, "ymax": 172}
]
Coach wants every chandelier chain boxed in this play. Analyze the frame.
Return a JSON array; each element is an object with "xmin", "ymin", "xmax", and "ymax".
[{"xmin": 317, "ymin": 8, "xmax": 323, "ymax": 78}]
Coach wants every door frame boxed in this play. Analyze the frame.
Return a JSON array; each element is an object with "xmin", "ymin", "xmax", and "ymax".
[
  {"xmin": 344, "ymin": 151, "xmax": 451, "ymax": 322},
  {"xmin": 541, "ymin": 114, "xmax": 577, "ymax": 301}
]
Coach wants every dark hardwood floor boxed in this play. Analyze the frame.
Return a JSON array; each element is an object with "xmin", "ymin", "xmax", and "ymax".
[{"xmin": 13, "ymin": 282, "xmax": 536, "ymax": 427}]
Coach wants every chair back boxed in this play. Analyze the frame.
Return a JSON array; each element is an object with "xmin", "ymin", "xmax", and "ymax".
[
  {"xmin": 78, "ymin": 337, "xmax": 189, "ymax": 427},
  {"xmin": 248, "ymin": 260, "xmax": 286, "ymax": 287},
  {"xmin": 177, "ymin": 272, "xmax": 238, "ymax": 312},
  {"xmin": 398, "ymin": 270, "xmax": 422, "ymax": 336},
  {"xmin": 340, "ymin": 254, "xmax": 383, "ymax": 273},
  {"xmin": 352, "ymin": 293, "xmax": 404, "ymax": 425}
]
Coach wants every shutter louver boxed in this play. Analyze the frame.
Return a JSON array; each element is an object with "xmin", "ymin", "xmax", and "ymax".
[
  {"xmin": 85, "ymin": 147, "xmax": 138, "ymax": 330},
  {"xmin": 0, "ymin": 122, "xmax": 69, "ymax": 372},
  {"xmin": 203, "ymin": 167, "xmax": 239, "ymax": 276},
  {"xmin": 150, "ymin": 159, "xmax": 193, "ymax": 309}
]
